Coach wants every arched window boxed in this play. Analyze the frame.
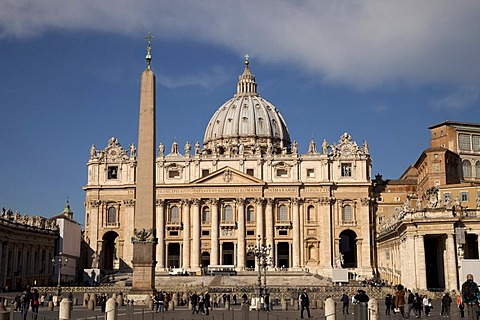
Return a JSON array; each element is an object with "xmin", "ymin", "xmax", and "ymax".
[
  {"xmin": 277, "ymin": 205, "xmax": 288, "ymax": 221},
  {"xmin": 107, "ymin": 207, "xmax": 116, "ymax": 224},
  {"xmin": 246, "ymin": 206, "xmax": 255, "ymax": 222},
  {"xmin": 202, "ymin": 207, "xmax": 210, "ymax": 223},
  {"xmin": 170, "ymin": 206, "xmax": 179, "ymax": 222},
  {"xmin": 307, "ymin": 205, "xmax": 315, "ymax": 222},
  {"xmin": 224, "ymin": 205, "xmax": 233, "ymax": 221},
  {"xmin": 463, "ymin": 160, "xmax": 472, "ymax": 178},
  {"xmin": 342, "ymin": 205, "xmax": 353, "ymax": 222},
  {"xmin": 476, "ymin": 161, "xmax": 480, "ymax": 178}
]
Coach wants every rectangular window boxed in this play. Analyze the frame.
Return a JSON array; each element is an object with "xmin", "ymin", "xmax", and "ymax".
[
  {"xmin": 276, "ymin": 168, "xmax": 288, "ymax": 177},
  {"xmin": 169, "ymin": 231, "xmax": 178, "ymax": 237},
  {"xmin": 306, "ymin": 169, "xmax": 315, "ymax": 178},
  {"xmin": 473, "ymin": 135, "xmax": 480, "ymax": 151},
  {"xmin": 443, "ymin": 193, "xmax": 452, "ymax": 203},
  {"xmin": 434, "ymin": 163, "xmax": 441, "ymax": 172},
  {"xmin": 247, "ymin": 230, "xmax": 255, "ymax": 236},
  {"xmin": 386, "ymin": 249, "xmax": 390, "ymax": 260},
  {"xmin": 378, "ymin": 216, "xmax": 383, "ymax": 225},
  {"xmin": 168, "ymin": 170, "xmax": 180, "ymax": 178},
  {"xmin": 458, "ymin": 133, "xmax": 471, "ymax": 151},
  {"xmin": 107, "ymin": 166, "xmax": 118, "ymax": 179},
  {"xmin": 341, "ymin": 163, "xmax": 352, "ymax": 177},
  {"xmin": 201, "ymin": 169, "xmax": 210, "ymax": 177},
  {"xmin": 278, "ymin": 230, "xmax": 288, "ymax": 236},
  {"xmin": 201, "ymin": 230, "xmax": 210, "ymax": 236},
  {"xmin": 460, "ymin": 192, "xmax": 469, "ymax": 202},
  {"xmin": 246, "ymin": 169, "xmax": 254, "ymax": 176}
]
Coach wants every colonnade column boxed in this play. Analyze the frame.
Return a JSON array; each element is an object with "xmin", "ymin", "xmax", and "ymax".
[
  {"xmin": 403, "ymin": 235, "xmax": 415, "ymax": 289},
  {"xmin": 211, "ymin": 199, "xmax": 219, "ymax": 266},
  {"xmin": 192, "ymin": 199, "xmax": 201, "ymax": 269},
  {"xmin": 445, "ymin": 234, "xmax": 458, "ymax": 290},
  {"xmin": 299, "ymin": 199, "xmax": 304, "ymax": 267},
  {"xmin": 292, "ymin": 198, "xmax": 300, "ymax": 268},
  {"xmin": 414, "ymin": 235, "xmax": 427, "ymax": 289},
  {"xmin": 182, "ymin": 200, "xmax": 191, "ymax": 268},
  {"xmin": 255, "ymin": 198, "xmax": 264, "ymax": 242},
  {"xmin": 156, "ymin": 200, "xmax": 165, "ymax": 269},
  {"xmin": 237, "ymin": 199, "xmax": 246, "ymax": 269},
  {"xmin": 265, "ymin": 199, "xmax": 274, "ymax": 265}
]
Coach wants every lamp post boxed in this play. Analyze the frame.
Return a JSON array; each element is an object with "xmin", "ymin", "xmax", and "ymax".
[
  {"xmin": 247, "ymin": 235, "xmax": 272, "ymax": 299},
  {"xmin": 52, "ymin": 254, "xmax": 68, "ymax": 293}
]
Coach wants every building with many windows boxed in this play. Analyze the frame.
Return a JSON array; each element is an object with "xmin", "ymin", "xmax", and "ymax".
[
  {"xmin": 82, "ymin": 50, "xmax": 480, "ymax": 291},
  {"xmin": 375, "ymin": 121, "xmax": 480, "ymax": 290},
  {"xmin": 83, "ymin": 56, "xmax": 375, "ymax": 280}
]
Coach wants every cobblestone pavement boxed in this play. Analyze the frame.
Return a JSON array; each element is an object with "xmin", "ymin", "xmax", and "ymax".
[{"xmin": 2, "ymin": 295, "xmax": 469, "ymax": 320}]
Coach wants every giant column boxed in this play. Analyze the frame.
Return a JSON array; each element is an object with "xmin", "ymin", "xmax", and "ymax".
[{"xmin": 131, "ymin": 34, "xmax": 157, "ymax": 297}]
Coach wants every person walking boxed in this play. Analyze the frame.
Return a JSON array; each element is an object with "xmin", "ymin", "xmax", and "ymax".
[
  {"xmin": 457, "ymin": 293, "xmax": 465, "ymax": 318},
  {"xmin": 441, "ymin": 292, "xmax": 452, "ymax": 317},
  {"xmin": 385, "ymin": 293, "xmax": 393, "ymax": 315},
  {"xmin": 299, "ymin": 288, "xmax": 312, "ymax": 319},
  {"xmin": 461, "ymin": 274, "xmax": 479, "ymax": 320},
  {"xmin": 395, "ymin": 284, "xmax": 407, "ymax": 319},
  {"xmin": 204, "ymin": 292, "xmax": 211, "ymax": 315},
  {"xmin": 31, "ymin": 288, "xmax": 40, "ymax": 320},
  {"xmin": 341, "ymin": 293, "xmax": 350, "ymax": 314},
  {"xmin": 407, "ymin": 289, "xmax": 415, "ymax": 318},
  {"xmin": 413, "ymin": 293, "xmax": 423, "ymax": 318},
  {"xmin": 21, "ymin": 286, "xmax": 32, "ymax": 320}
]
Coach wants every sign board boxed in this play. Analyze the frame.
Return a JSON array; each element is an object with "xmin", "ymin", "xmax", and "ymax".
[{"xmin": 332, "ymin": 269, "xmax": 349, "ymax": 283}]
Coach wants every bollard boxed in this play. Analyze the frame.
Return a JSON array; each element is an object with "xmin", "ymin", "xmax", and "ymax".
[
  {"xmin": 106, "ymin": 298, "xmax": 117, "ymax": 320},
  {"xmin": 325, "ymin": 298, "xmax": 335, "ymax": 320},
  {"xmin": 74, "ymin": 297, "xmax": 78, "ymax": 306},
  {"xmin": 146, "ymin": 296, "xmax": 154, "ymax": 311},
  {"xmin": 83, "ymin": 293, "xmax": 89, "ymax": 306},
  {"xmin": 87, "ymin": 299, "xmax": 95, "ymax": 311},
  {"xmin": 188, "ymin": 300, "xmax": 192, "ymax": 310},
  {"xmin": 168, "ymin": 300, "xmax": 174, "ymax": 311},
  {"xmin": 0, "ymin": 299, "xmax": 9, "ymax": 320},
  {"xmin": 281, "ymin": 298, "xmax": 288, "ymax": 311},
  {"xmin": 225, "ymin": 300, "xmax": 230, "ymax": 310},
  {"xmin": 293, "ymin": 299, "xmax": 299, "ymax": 311},
  {"xmin": 59, "ymin": 297, "xmax": 71, "ymax": 320},
  {"xmin": 172, "ymin": 293, "xmax": 178, "ymax": 307},
  {"xmin": 311, "ymin": 299, "xmax": 317, "ymax": 309},
  {"xmin": 368, "ymin": 298, "xmax": 380, "ymax": 320},
  {"xmin": 48, "ymin": 301, "xmax": 54, "ymax": 311},
  {"xmin": 317, "ymin": 299, "xmax": 324, "ymax": 309}
]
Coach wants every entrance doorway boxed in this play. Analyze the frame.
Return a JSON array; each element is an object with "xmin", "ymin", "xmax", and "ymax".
[
  {"xmin": 201, "ymin": 252, "xmax": 210, "ymax": 268},
  {"xmin": 167, "ymin": 243, "xmax": 180, "ymax": 268},
  {"xmin": 222, "ymin": 242, "xmax": 234, "ymax": 265},
  {"xmin": 425, "ymin": 236, "xmax": 445, "ymax": 289},
  {"xmin": 339, "ymin": 230, "xmax": 357, "ymax": 268},
  {"xmin": 102, "ymin": 231, "xmax": 119, "ymax": 271},
  {"xmin": 277, "ymin": 242, "xmax": 289, "ymax": 268}
]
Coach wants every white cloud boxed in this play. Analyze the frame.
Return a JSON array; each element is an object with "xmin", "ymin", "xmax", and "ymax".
[
  {"xmin": 431, "ymin": 87, "xmax": 479, "ymax": 111},
  {"xmin": 1, "ymin": 0, "xmax": 480, "ymax": 91},
  {"xmin": 158, "ymin": 67, "xmax": 230, "ymax": 89}
]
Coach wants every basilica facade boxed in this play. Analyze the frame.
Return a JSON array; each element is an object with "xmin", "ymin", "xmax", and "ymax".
[{"xmin": 83, "ymin": 57, "xmax": 374, "ymax": 279}]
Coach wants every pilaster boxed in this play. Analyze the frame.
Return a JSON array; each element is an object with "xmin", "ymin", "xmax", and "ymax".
[
  {"xmin": 237, "ymin": 198, "xmax": 246, "ymax": 269},
  {"xmin": 211, "ymin": 199, "xmax": 219, "ymax": 266},
  {"xmin": 292, "ymin": 198, "xmax": 300, "ymax": 268},
  {"xmin": 182, "ymin": 200, "xmax": 191, "ymax": 268},
  {"xmin": 192, "ymin": 199, "xmax": 201, "ymax": 269}
]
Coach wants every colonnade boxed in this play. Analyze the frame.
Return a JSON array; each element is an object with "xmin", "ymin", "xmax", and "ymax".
[{"xmin": 154, "ymin": 197, "xmax": 308, "ymax": 271}]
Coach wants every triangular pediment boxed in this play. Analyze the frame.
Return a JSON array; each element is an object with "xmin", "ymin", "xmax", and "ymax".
[{"xmin": 191, "ymin": 166, "xmax": 265, "ymax": 185}]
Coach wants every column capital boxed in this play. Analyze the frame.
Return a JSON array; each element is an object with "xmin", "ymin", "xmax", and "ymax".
[
  {"xmin": 255, "ymin": 198, "xmax": 265, "ymax": 205},
  {"xmin": 155, "ymin": 199, "xmax": 165, "ymax": 207},
  {"xmin": 210, "ymin": 198, "xmax": 219, "ymax": 206},
  {"xmin": 192, "ymin": 199, "xmax": 201, "ymax": 206},
  {"xmin": 236, "ymin": 198, "xmax": 246, "ymax": 206}
]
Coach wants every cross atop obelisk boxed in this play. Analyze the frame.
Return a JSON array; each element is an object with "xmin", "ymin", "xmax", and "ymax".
[{"xmin": 144, "ymin": 32, "xmax": 155, "ymax": 69}]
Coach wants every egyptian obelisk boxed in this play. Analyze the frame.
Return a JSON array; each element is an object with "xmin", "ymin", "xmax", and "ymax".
[{"xmin": 130, "ymin": 33, "xmax": 157, "ymax": 297}]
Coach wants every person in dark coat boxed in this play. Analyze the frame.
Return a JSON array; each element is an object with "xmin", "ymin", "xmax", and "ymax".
[{"xmin": 299, "ymin": 288, "xmax": 312, "ymax": 318}]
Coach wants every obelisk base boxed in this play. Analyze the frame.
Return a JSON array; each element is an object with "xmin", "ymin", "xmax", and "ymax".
[{"xmin": 129, "ymin": 242, "xmax": 156, "ymax": 304}]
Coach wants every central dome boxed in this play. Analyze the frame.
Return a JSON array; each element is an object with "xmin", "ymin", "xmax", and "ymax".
[{"xmin": 203, "ymin": 57, "xmax": 291, "ymax": 156}]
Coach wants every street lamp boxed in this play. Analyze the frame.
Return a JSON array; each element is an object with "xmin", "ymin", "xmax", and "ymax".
[
  {"xmin": 247, "ymin": 235, "xmax": 272, "ymax": 299},
  {"xmin": 52, "ymin": 254, "xmax": 68, "ymax": 290}
]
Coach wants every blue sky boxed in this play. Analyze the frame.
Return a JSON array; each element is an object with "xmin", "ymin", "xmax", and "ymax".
[{"xmin": 1, "ymin": 0, "xmax": 479, "ymax": 227}]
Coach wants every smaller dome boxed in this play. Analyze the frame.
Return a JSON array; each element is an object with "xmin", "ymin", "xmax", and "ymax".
[{"xmin": 203, "ymin": 56, "xmax": 291, "ymax": 156}]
